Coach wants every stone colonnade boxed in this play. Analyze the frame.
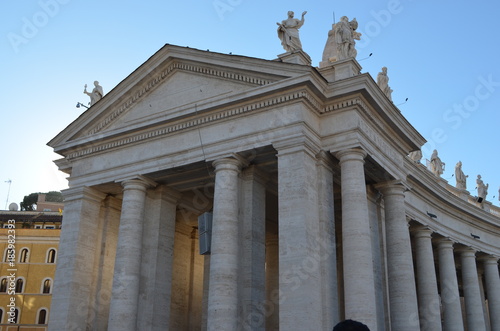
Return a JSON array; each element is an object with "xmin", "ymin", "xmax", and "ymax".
[{"xmin": 49, "ymin": 146, "xmax": 500, "ymax": 331}]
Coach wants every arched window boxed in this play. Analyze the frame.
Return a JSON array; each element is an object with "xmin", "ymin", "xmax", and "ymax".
[
  {"xmin": 0, "ymin": 278, "xmax": 7, "ymax": 292},
  {"xmin": 12, "ymin": 308, "xmax": 19, "ymax": 324},
  {"xmin": 37, "ymin": 308, "xmax": 48, "ymax": 324},
  {"xmin": 0, "ymin": 307, "xmax": 4, "ymax": 323},
  {"xmin": 19, "ymin": 248, "xmax": 29, "ymax": 263},
  {"xmin": 46, "ymin": 249, "xmax": 57, "ymax": 263},
  {"xmin": 3, "ymin": 248, "xmax": 10, "ymax": 262},
  {"xmin": 15, "ymin": 278, "xmax": 23, "ymax": 293},
  {"xmin": 42, "ymin": 279, "xmax": 51, "ymax": 294}
]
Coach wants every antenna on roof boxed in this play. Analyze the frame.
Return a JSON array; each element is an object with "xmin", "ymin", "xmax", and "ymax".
[{"xmin": 4, "ymin": 179, "xmax": 12, "ymax": 210}]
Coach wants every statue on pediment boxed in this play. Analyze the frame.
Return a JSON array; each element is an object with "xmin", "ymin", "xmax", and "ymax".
[
  {"xmin": 277, "ymin": 11, "xmax": 307, "ymax": 52},
  {"xmin": 377, "ymin": 67, "xmax": 393, "ymax": 101},
  {"xmin": 429, "ymin": 149, "xmax": 445, "ymax": 177},
  {"xmin": 476, "ymin": 175, "xmax": 489, "ymax": 201},
  {"xmin": 321, "ymin": 16, "xmax": 361, "ymax": 64},
  {"xmin": 454, "ymin": 161, "xmax": 468, "ymax": 189},
  {"xmin": 409, "ymin": 150, "xmax": 422, "ymax": 163},
  {"xmin": 84, "ymin": 81, "xmax": 104, "ymax": 106}
]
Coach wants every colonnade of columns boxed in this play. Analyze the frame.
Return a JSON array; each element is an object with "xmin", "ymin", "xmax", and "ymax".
[{"xmin": 49, "ymin": 146, "xmax": 500, "ymax": 331}]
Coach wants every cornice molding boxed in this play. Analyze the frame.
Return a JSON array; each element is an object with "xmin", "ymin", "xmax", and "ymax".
[{"xmin": 66, "ymin": 90, "xmax": 357, "ymax": 160}]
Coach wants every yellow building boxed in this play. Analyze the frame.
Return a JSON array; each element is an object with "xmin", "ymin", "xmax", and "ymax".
[{"xmin": 0, "ymin": 210, "xmax": 61, "ymax": 330}]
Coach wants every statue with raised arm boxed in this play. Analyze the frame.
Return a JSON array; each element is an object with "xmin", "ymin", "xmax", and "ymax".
[
  {"xmin": 277, "ymin": 11, "xmax": 307, "ymax": 52},
  {"xmin": 321, "ymin": 16, "xmax": 361, "ymax": 65},
  {"xmin": 84, "ymin": 81, "xmax": 104, "ymax": 106},
  {"xmin": 476, "ymin": 175, "xmax": 489, "ymax": 201},
  {"xmin": 429, "ymin": 149, "xmax": 445, "ymax": 177},
  {"xmin": 454, "ymin": 161, "xmax": 468, "ymax": 190},
  {"xmin": 377, "ymin": 67, "xmax": 393, "ymax": 101}
]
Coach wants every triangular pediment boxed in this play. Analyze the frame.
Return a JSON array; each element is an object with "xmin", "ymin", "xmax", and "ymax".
[{"xmin": 48, "ymin": 45, "xmax": 308, "ymax": 152}]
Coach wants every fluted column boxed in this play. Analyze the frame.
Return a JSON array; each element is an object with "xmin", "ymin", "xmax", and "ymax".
[
  {"xmin": 459, "ymin": 247, "xmax": 487, "ymax": 330},
  {"xmin": 482, "ymin": 256, "xmax": 500, "ymax": 331},
  {"xmin": 412, "ymin": 226, "xmax": 442, "ymax": 331},
  {"xmin": 436, "ymin": 238, "xmax": 464, "ymax": 331},
  {"xmin": 207, "ymin": 157, "xmax": 242, "ymax": 331},
  {"xmin": 336, "ymin": 148, "xmax": 378, "ymax": 331},
  {"xmin": 108, "ymin": 176, "xmax": 156, "ymax": 331}
]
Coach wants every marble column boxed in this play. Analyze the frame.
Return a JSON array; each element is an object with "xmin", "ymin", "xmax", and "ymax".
[
  {"xmin": 482, "ymin": 256, "xmax": 500, "ymax": 331},
  {"xmin": 137, "ymin": 186, "xmax": 180, "ymax": 330},
  {"xmin": 459, "ymin": 247, "xmax": 487, "ymax": 330},
  {"xmin": 108, "ymin": 176, "xmax": 156, "ymax": 331},
  {"xmin": 239, "ymin": 166, "xmax": 266, "ymax": 330},
  {"xmin": 207, "ymin": 157, "xmax": 242, "ymax": 331},
  {"xmin": 48, "ymin": 187, "xmax": 107, "ymax": 331},
  {"xmin": 436, "ymin": 238, "xmax": 464, "ymax": 331},
  {"xmin": 276, "ymin": 142, "xmax": 323, "ymax": 330},
  {"xmin": 336, "ymin": 148, "xmax": 378, "ymax": 331},
  {"xmin": 377, "ymin": 182, "xmax": 420, "ymax": 330},
  {"xmin": 412, "ymin": 226, "xmax": 442, "ymax": 331},
  {"xmin": 317, "ymin": 151, "xmax": 339, "ymax": 329},
  {"xmin": 265, "ymin": 233, "xmax": 279, "ymax": 331}
]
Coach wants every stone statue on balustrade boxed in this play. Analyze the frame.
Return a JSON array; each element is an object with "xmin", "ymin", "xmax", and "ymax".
[
  {"xmin": 377, "ymin": 67, "xmax": 393, "ymax": 101},
  {"xmin": 454, "ymin": 161, "xmax": 468, "ymax": 190},
  {"xmin": 84, "ymin": 81, "xmax": 104, "ymax": 106},
  {"xmin": 429, "ymin": 149, "xmax": 445, "ymax": 177},
  {"xmin": 476, "ymin": 175, "xmax": 489, "ymax": 202},
  {"xmin": 277, "ymin": 11, "xmax": 307, "ymax": 52},
  {"xmin": 409, "ymin": 149, "xmax": 422, "ymax": 163},
  {"xmin": 321, "ymin": 16, "xmax": 361, "ymax": 65}
]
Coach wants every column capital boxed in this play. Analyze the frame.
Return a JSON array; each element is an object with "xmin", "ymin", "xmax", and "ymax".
[
  {"xmin": 335, "ymin": 148, "xmax": 367, "ymax": 164},
  {"xmin": 435, "ymin": 237, "xmax": 456, "ymax": 250},
  {"xmin": 456, "ymin": 246, "xmax": 478, "ymax": 257},
  {"xmin": 478, "ymin": 255, "xmax": 500, "ymax": 265},
  {"xmin": 374, "ymin": 180, "xmax": 409, "ymax": 196},
  {"xmin": 212, "ymin": 157, "xmax": 244, "ymax": 173},
  {"xmin": 274, "ymin": 135, "xmax": 321, "ymax": 159},
  {"xmin": 411, "ymin": 224, "xmax": 434, "ymax": 239},
  {"xmin": 116, "ymin": 175, "xmax": 157, "ymax": 191}
]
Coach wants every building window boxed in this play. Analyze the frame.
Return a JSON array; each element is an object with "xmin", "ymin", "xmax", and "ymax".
[
  {"xmin": 0, "ymin": 307, "xmax": 3, "ymax": 323},
  {"xmin": 42, "ymin": 279, "xmax": 51, "ymax": 294},
  {"xmin": 44, "ymin": 225, "xmax": 55, "ymax": 229},
  {"xmin": 15, "ymin": 278, "xmax": 23, "ymax": 293},
  {"xmin": 13, "ymin": 308, "xmax": 19, "ymax": 324},
  {"xmin": 0, "ymin": 278, "xmax": 7, "ymax": 292},
  {"xmin": 37, "ymin": 308, "xmax": 48, "ymax": 324},
  {"xmin": 34, "ymin": 224, "xmax": 43, "ymax": 229},
  {"xmin": 19, "ymin": 248, "xmax": 29, "ymax": 263},
  {"xmin": 47, "ymin": 249, "xmax": 57, "ymax": 263}
]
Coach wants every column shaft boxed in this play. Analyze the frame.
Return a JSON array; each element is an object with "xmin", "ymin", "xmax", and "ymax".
[
  {"xmin": 108, "ymin": 177, "xmax": 154, "ymax": 331},
  {"xmin": 207, "ymin": 158, "xmax": 242, "ymax": 331},
  {"xmin": 48, "ymin": 187, "xmax": 106, "ymax": 331},
  {"xmin": 239, "ymin": 166, "xmax": 266, "ymax": 330},
  {"xmin": 277, "ymin": 145, "xmax": 323, "ymax": 330},
  {"xmin": 436, "ymin": 239, "xmax": 464, "ymax": 331},
  {"xmin": 412, "ymin": 226, "xmax": 442, "ymax": 331},
  {"xmin": 337, "ymin": 149, "xmax": 378, "ymax": 331},
  {"xmin": 379, "ymin": 183, "xmax": 420, "ymax": 330},
  {"xmin": 483, "ymin": 257, "xmax": 500, "ymax": 331},
  {"xmin": 459, "ymin": 248, "xmax": 487, "ymax": 330}
]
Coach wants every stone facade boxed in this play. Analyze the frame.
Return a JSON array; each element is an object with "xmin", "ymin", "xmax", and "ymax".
[{"xmin": 47, "ymin": 45, "xmax": 500, "ymax": 330}]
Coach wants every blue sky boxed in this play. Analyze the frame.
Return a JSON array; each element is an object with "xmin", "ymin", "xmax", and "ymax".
[{"xmin": 1, "ymin": 0, "xmax": 499, "ymax": 208}]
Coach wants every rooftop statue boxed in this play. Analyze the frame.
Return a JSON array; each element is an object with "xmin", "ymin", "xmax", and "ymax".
[
  {"xmin": 377, "ymin": 67, "xmax": 393, "ymax": 101},
  {"xmin": 277, "ymin": 11, "xmax": 307, "ymax": 52},
  {"xmin": 454, "ymin": 161, "xmax": 468, "ymax": 190},
  {"xmin": 429, "ymin": 149, "xmax": 445, "ymax": 177},
  {"xmin": 321, "ymin": 16, "xmax": 361, "ymax": 64},
  {"xmin": 409, "ymin": 149, "xmax": 422, "ymax": 163},
  {"xmin": 84, "ymin": 81, "xmax": 104, "ymax": 106},
  {"xmin": 476, "ymin": 175, "xmax": 489, "ymax": 202}
]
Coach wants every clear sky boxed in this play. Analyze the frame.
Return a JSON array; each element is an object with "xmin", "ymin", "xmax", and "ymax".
[{"xmin": 1, "ymin": 0, "xmax": 499, "ymax": 208}]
